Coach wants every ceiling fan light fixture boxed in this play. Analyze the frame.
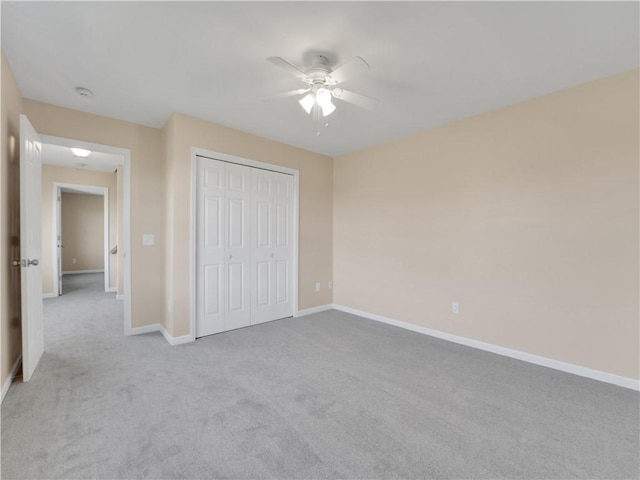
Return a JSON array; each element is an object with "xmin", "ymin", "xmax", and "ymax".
[
  {"xmin": 320, "ymin": 102, "xmax": 336, "ymax": 117},
  {"xmin": 299, "ymin": 93, "xmax": 315, "ymax": 114},
  {"xmin": 315, "ymin": 88, "xmax": 336, "ymax": 117},
  {"xmin": 70, "ymin": 147, "xmax": 91, "ymax": 158}
]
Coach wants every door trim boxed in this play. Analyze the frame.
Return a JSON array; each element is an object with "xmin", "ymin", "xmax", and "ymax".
[
  {"xmin": 41, "ymin": 134, "xmax": 132, "ymax": 336},
  {"xmin": 53, "ymin": 183, "xmax": 109, "ymax": 294},
  {"xmin": 190, "ymin": 147, "xmax": 300, "ymax": 341}
]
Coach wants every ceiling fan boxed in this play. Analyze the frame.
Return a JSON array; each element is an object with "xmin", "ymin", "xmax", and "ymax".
[{"xmin": 267, "ymin": 54, "xmax": 378, "ymax": 117}]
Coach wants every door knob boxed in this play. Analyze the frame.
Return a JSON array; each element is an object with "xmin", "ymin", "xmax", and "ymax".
[
  {"xmin": 28, "ymin": 259, "xmax": 39, "ymax": 266},
  {"xmin": 11, "ymin": 260, "xmax": 21, "ymax": 268}
]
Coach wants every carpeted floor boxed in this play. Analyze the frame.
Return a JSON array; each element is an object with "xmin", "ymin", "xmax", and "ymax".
[{"xmin": 1, "ymin": 273, "xmax": 638, "ymax": 479}]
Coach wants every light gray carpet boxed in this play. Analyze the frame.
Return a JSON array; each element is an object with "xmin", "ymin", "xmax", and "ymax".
[{"xmin": 1, "ymin": 273, "xmax": 638, "ymax": 479}]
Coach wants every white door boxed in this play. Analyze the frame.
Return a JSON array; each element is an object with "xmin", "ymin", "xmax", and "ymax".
[
  {"xmin": 19, "ymin": 115, "xmax": 44, "ymax": 382},
  {"xmin": 223, "ymin": 163, "xmax": 251, "ymax": 331},
  {"xmin": 196, "ymin": 159, "xmax": 251, "ymax": 336},
  {"xmin": 251, "ymin": 169, "xmax": 294, "ymax": 325},
  {"xmin": 196, "ymin": 156, "xmax": 294, "ymax": 337},
  {"xmin": 196, "ymin": 159, "xmax": 225, "ymax": 337}
]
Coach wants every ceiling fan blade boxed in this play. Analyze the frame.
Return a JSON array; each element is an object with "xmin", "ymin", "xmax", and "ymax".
[
  {"xmin": 326, "ymin": 56, "xmax": 370, "ymax": 85},
  {"xmin": 331, "ymin": 88, "xmax": 378, "ymax": 110},
  {"xmin": 267, "ymin": 57, "xmax": 310, "ymax": 83},
  {"xmin": 265, "ymin": 88, "xmax": 310, "ymax": 100}
]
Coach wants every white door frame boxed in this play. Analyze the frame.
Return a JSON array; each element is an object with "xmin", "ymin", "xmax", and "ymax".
[
  {"xmin": 190, "ymin": 147, "xmax": 300, "ymax": 341},
  {"xmin": 53, "ymin": 183, "xmax": 110, "ymax": 293},
  {"xmin": 41, "ymin": 134, "xmax": 132, "ymax": 336}
]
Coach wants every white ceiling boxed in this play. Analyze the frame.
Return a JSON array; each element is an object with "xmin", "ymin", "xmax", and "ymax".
[
  {"xmin": 2, "ymin": 2, "xmax": 638, "ymax": 157},
  {"xmin": 42, "ymin": 143, "xmax": 121, "ymax": 173}
]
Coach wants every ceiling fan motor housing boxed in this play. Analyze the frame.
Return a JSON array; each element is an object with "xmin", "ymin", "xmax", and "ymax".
[{"xmin": 305, "ymin": 55, "xmax": 334, "ymax": 84}]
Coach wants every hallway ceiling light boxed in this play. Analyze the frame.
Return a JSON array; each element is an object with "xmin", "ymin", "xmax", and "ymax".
[{"xmin": 70, "ymin": 148, "xmax": 91, "ymax": 158}]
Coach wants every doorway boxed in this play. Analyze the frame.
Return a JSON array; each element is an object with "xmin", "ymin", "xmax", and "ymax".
[
  {"xmin": 39, "ymin": 134, "xmax": 133, "ymax": 335},
  {"xmin": 53, "ymin": 184, "xmax": 110, "ymax": 296}
]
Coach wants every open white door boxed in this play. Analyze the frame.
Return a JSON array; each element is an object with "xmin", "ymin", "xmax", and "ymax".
[{"xmin": 19, "ymin": 114, "xmax": 44, "ymax": 382}]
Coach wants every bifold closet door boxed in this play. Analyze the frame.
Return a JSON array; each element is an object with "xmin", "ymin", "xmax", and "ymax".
[
  {"xmin": 251, "ymin": 169, "xmax": 294, "ymax": 325},
  {"xmin": 196, "ymin": 159, "xmax": 251, "ymax": 337}
]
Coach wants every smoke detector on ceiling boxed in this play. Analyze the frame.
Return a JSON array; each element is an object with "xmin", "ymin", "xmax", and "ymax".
[{"xmin": 75, "ymin": 87, "xmax": 93, "ymax": 98}]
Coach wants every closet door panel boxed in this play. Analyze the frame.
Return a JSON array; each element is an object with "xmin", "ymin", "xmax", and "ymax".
[
  {"xmin": 224, "ymin": 163, "xmax": 251, "ymax": 331},
  {"xmin": 271, "ymin": 172, "xmax": 294, "ymax": 319},
  {"xmin": 196, "ymin": 158, "xmax": 226, "ymax": 337},
  {"xmin": 251, "ymin": 168, "xmax": 275, "ymax": 324}
]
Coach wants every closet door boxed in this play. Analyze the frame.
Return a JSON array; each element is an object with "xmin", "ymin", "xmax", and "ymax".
[
  {"xmin": 196, "ymin": 158, "xmax": 225, "ymax": 337},
  {"xmin": 223, "ymin": 163, "xmax": 252, "ymax": 331},
  {"xmin": 251, "ymin": 169, "xmax": 293, "ymax": 325},
  {"xmin": 197, "ymin": 157, "xmax": 293, "ymax": 337},
  {"xmin": 271, "ymin": 172, "xmax": 294, "ymax": 321}
]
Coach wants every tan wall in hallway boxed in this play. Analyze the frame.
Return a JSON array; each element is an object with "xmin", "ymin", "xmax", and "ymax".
[
  {"xmin": 61, "ymin": 193, "xmax": 104, "ymax": 272},
  {"xmin": 333, "ymin": 69, "xmax": 639, "ymax": 380},
  {"xmin": 1, "ymin": 51, "xmax": 24, "ymax": 392},
  {"xmin": 164, "ymin": 114, "xmax": 333, "ymax": 337},
  {"xmin": 41, "ymin": 166, "xmax": 118, "ymax": 294},
  {"xmin": 23, "ymin": 100, "xmax": 166, "ymax": 329}
]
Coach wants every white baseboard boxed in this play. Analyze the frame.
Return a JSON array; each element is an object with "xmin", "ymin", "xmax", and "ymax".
[
  {"xmin": 42, "ymin": 292, "xmax": 58, "ymax": 299},
  {"xmin": 126, "ymin": 322, "xmax": 193, "ymax": 346},
  {"xmin": 62, "ymin": 269, "xmax": 104, "ymax": 275},
  {"xmin": 333, "ymin": 304, "xmax": 640, "ymax": 391},
  {"xmin": 159, "ymin": 325, "xmax": 193, "ymax": 346},
  {"xmin": 127, "ymin": 323, "xmax": 161, "ymax": 336},
  {"xmin": 106, "ymin": 287, "xmax": 117, "ymax": 293},
  {"xmin": 1, "ymin": 355, "xmax": 22, "ymax": 403},
  {"xmin": 295, "ymin": 304, "xmax": 334, "ymax": 317},
  {"xmin": 115, "ymin": 294, "xmax": 124, "ymax": 300}
]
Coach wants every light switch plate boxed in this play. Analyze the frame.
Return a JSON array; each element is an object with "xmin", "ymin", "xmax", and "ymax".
[{"xmin": 143, "ymin": 234, "xmax": 155, "ymax": 246}]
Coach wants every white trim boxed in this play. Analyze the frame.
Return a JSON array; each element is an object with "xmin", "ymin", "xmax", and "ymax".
[
  {"xmin": 106, "ymin": 287, "xmax": 117, "ymax": 293},
  {"xmin": 126, "ymin": 322, "xmax": 194, "ymax": 346},
  {"xmin": 116, "ymin": 294, "xmax": 124, "ymax": 300},
  {"xmin": 42, "ymin": 292, "xmax": 58, "ymax": 299},
  {"xmin": 189, "ymin": 153, "xmax": 197, "ymax": 343},
  {"xmin": 333, "ymin": 305, "xmax": 640, "ymax": 391},
  {"xmin": 295, "ymin": 304, "xmax": 333, "ymax": 317},
  {"xmin": 128, "ymin": 323, "xmax": 161, "ymax": 335},
  {"xmin": 160, "ymin": 325, "xmax": 194, "ymax": 346},
  {"xmin": 1, "ymin": 355, "xmax": 22, "ymax": 403},
  {"xmin": 62, "ymin": 269, "xmax": 104, "ymax": 274},
  {"xmin": 190, "ymin": 147, "xmax": 300, "ymax": 340},
  {"xmin": 42, "ymin": 135, "xmax": 132, "ymax": 337}
]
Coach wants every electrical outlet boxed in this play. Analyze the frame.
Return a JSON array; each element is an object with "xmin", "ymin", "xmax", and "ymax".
[
  {"xmin": 328, "ymin": 280, "xmax": 333, "ymax": 289},
  {"xmin": 72, "ymin": 258, "xmax": 77, "ymax": 264},
  {"xmin": 452, "ymin": 301, "xmax": 459, "ymax": 314},
  {"xmin": 315, "ymin": 282, "xmax": 321, "ymax": 292},
  {"xmin": 143, "ymin": 234, "xmax": 155, "ymax": 246}
]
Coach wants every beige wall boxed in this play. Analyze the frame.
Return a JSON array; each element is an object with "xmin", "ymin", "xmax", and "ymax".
[
  {"xmin": 23, "ymin": 99, "xmax": 166, "ymax": 329},
  {"xmin": 1, "ymin": 51, "xmax": 24, "ymax": 390},
  {"xmin": 41, "ymin": 166, "xmax": 118, "ymax": 294},
  {"xmin": 61, "ymin": 193, "xmax": 104, "ymax": 272},
  {"xmin": 334, "ymin": 69, "xmax": 639, "ymax": 380},
  {"xmin": 163, "ymin": 113, "xmax": 333, "ymax": 337}
]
